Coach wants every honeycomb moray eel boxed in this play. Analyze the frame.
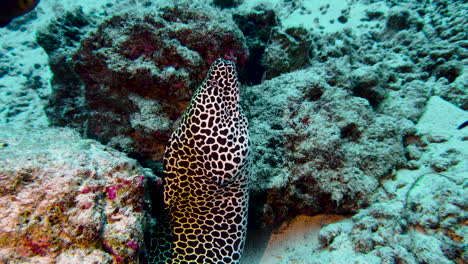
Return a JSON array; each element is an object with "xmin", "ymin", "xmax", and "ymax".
[{"xmin": 149, "ymin": 58, "xmax": 251, "ymax": 264}]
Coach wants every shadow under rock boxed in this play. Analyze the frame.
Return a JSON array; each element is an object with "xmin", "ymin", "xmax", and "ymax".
[{"xmin": 242, "ymin": 227, "xmax": 273, "ymax": 264}]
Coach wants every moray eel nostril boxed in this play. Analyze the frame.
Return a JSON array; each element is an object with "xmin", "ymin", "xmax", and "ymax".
[{"xmin": 150, "ymin": 58, "xmax": 251, "ymax": 264}]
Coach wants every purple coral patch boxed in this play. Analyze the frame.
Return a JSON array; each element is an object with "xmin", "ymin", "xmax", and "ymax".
[
  {"xmin": 106, "ymin": 185, "xmax": 118, "ymax": 200},
  {"xmin": 126, "ymin": 240, "xmax": 139, "ymax": 251}
]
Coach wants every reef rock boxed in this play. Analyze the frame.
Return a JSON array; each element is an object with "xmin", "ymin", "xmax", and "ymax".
[
  {"xmin": 241, "ymin": 0, "xmax": 466, "ymax": 228},
  {"xmin": 315, "ymin": 96, "xmax": 467, "ymax": 264},
  {"xmin": 242, "ymin": 96, "xmax": 467, "ymax": 264},
  {"xmin": 248, "ymin": 0, "xmax": 467, "ymax": 112},
  {"xmin": 246, "ymin": 66, "xmax": 412, "ymax": 227},
  {"xmin": 38, "ymin": 2, "xmax": 248, "ymax": 164},
  {"xmin": 262, "ymin": 26, "xmax": 311, "ymax": 80},
  {"xmin": 233, "ymin": 4, "xmax": 277, "ymax": 84},
  {"xmin": 0, "ymin": 127, "xmax": 153, "ymax": 263}
]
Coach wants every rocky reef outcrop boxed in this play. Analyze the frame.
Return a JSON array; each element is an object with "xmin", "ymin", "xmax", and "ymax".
[
  {"xmin": 0, "ymin": 127, "xmax": 153, "ymax": 263},
  {"xmin": 245, "ymin": 66, "xmax": 411, "ymax": 226},
  {"xmin": 314, "ymin": 96, "xmax": 467, "ymax": 264},
  {"xmin": 233, "ymin": 0, "xmax": 467, "ymax": 228},
  {"xmin": 37, "ymin": 3, "xmax": 248, "ymax": 164}
]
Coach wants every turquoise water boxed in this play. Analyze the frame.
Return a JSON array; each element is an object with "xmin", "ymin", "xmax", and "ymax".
[{"xmin": 0, "ymin": 0, "xmax": 466, "ymax": 263}]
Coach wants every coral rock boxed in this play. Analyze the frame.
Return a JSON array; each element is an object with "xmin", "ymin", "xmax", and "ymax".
[
  {"xmin": 0, "ymin": 127, "xmax": 153, "ymax": 263},
  {"xmin": 246, "ymin": 67, "xmax": 410, "ymax": 227},
  {"xmin": 39, "ymin": 3, "xmax": 248, "ymax": 163}
]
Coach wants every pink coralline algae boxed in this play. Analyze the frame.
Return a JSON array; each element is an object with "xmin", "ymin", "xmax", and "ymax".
[
  {"xmin": 106, "ymin": 185, "xmax": 119, "ymax": 200},
  {"xmin": 126, "ymin": 240, "xmax": 139, "ymax": 251}
]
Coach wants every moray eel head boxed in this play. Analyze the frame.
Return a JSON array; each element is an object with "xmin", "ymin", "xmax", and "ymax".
[{"xmin": 169, "ymin": 58, "xmax": 249, "ymax": 188}]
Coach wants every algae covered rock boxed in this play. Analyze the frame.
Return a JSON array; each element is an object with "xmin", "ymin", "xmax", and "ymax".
[
  {"xmin": 314, "ymin": 97, "xmax": 467, "ymax": 264},
  {"xmin": 262, "ymin": 26, "xmax": 311, "ymax": 80},
  {"xmin": 39, "ymin": 2, "xmax": 248, "ymax": 164},
  {"xmin": 0, "ymin": 127, "xmax": 153, "ymax": 263},
  {"xmin": 245, "ymin": 67, "xmax": 411, "ymax": 226},
  {"xmin": 233, "ymin": 4, "xmax": 278, "ymax": 84}
]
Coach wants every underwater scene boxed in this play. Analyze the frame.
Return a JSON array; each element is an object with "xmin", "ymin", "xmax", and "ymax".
[{"xmin": 0, "ymin": 0, "xmax": 466, "ymax": 263}]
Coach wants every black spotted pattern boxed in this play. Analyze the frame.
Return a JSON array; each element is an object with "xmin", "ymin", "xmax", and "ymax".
[{"xmin": 150, "ymin": 58, "xmax": 250, "ymax": 264}]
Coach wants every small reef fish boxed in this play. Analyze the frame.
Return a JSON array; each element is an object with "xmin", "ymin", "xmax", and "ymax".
[{"xmin": 0, "ymin": 0, "xmax": 40, "ymax": 27}]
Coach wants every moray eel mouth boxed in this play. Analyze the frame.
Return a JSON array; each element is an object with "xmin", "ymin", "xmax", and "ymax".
[{"xmin": 150, "ymin": 58, "xmax": 250, "ymax": 264}]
